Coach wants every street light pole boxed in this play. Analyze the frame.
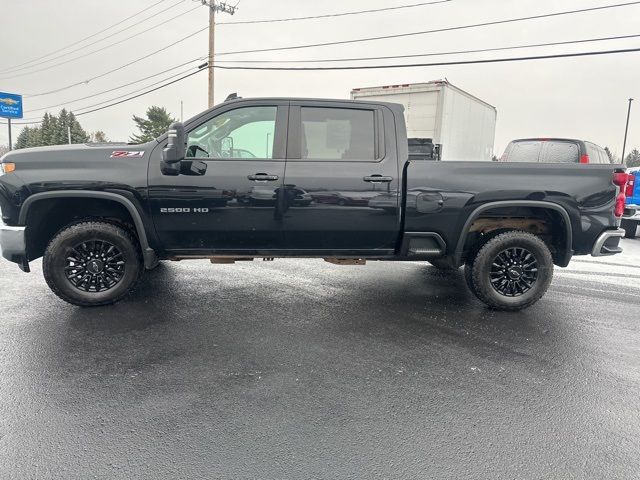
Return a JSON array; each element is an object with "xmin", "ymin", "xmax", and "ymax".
[{"xmin": 622, "ymin": 98, "xmax": 634, "ymax": 164}]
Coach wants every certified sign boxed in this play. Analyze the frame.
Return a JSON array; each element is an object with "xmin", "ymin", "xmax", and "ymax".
[{"xmin": 0, "ymin": 92, "xmax": 23, "ymax": 119}]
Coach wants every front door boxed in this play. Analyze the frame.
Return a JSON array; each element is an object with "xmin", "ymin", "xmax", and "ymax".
[
  {"xmin": 148, "ymin": 102, "xmax": 289, "ymax": 252},
  {"xmin": 282, "ymin": 102, "xmax": 400, "ymax": 253}
]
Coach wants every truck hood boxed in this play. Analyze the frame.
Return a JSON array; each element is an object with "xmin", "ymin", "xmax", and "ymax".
[{"xmin": 1, "ymin": 142, "xmax": 155, "ymax": 166}]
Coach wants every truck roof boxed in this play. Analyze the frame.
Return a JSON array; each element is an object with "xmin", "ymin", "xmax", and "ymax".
[{"xmin": 190, "ymin": 96, "xmax": 406, "ymax": 121}]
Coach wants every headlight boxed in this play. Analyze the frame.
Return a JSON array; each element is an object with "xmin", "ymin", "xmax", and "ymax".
[{"xmin": 0, "ymin": 163, "xmax": 16, "ymax": 174}]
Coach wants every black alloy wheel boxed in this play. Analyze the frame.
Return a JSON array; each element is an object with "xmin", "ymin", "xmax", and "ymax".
[
  {"xmin": 43, "ymin": 221, "xmax": 143, "ymax": 307},
  {"xmin": 468, "ymin": 230, "xmax": 553, "ymax": 311},
  {"xmin": 489, "ymin": 247, "xmax": 538, "ymax": 297},
  {"xmin": 65, "ymin": 240, "xmax": 126, "ymax": 293}
]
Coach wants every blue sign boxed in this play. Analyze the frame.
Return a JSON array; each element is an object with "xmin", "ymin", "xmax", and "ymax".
[{"xmin": 0, "ymin": 92, "xmax": 23, "ymax": 119}]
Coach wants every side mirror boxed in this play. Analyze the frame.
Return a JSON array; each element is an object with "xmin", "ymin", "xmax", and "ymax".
[{"xmin": 161, "ymin": 122, "xmax": 186, "ymax": 175}]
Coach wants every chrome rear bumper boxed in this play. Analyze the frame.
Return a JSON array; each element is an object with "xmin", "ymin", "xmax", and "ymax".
[{"xmin": 591, "ymin": 228, "xmax": 625, "ymax": 257}]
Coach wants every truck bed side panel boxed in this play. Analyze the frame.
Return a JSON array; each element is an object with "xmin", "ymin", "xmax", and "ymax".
[{"xmin": 404, "ymin": 161, "xmax": 618, "ymax": 257}]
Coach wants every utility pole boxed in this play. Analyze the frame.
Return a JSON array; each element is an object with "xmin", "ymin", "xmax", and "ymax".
[
  {"xmin": 622, "ymin": 98, "xmax": 634, "ymax": 164},
  {"xmin": 67, "ymin": 126, "xmax": 72, "ymax": 145},
  {"xmin": 201, "ymin": 1, "xmax": 237, "ymax": 108}
]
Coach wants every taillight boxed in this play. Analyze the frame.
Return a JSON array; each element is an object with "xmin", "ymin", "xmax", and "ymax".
[
  {"xmin": 580, "ymin": 154, "xmax": 590, "ymax": 164},
  {"xmin": 613, "ymin": 172, "xmax": 629, "ymax": 217},
  {"xmin": 613, "ymin": 172, "xmax": 629, "ymax": 187},
  {"xmin": 615, "ymin": 193, "xmax": 626, "ymax": 217},
  {"xmin": 626, "ymin": 175, "xmax": 636, "ymax": 197}
]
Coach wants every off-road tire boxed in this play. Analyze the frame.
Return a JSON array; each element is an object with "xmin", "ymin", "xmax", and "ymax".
[
  {"xmin": 464, "ymin": 262, "xmax": 479, "ymax": 298},
  {"xmin": 470, "ymin": 231, "xmax": 553, "ymax": 311},
  {"xmin": 621, "ymin": 219, "xmax": 638, "ymax": 239},
  {"xmin": 43, "ymin": 221, "xmax": 143, "ymax": 307}
]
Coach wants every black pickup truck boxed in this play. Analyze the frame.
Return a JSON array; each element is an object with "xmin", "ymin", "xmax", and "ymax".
[{"xmin": 0, "ymin": 97, "xmax": 628, "ymax": 310}]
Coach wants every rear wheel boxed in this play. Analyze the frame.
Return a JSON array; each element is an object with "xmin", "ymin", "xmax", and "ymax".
[
  {"xmin": 43, "ymin": 221, "xmax": 143, "ymax": 307},
  {"xmin": 469, "ymin": 231, "xmax": 553, "ymax": 311},
  {"xmin": 621, "ymin": 219, "xmax": 638, "ymax": 239}
]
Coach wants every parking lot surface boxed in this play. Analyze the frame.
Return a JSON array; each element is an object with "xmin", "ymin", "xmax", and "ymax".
[{"xmin": 1, "ymin": 241, "xmax": 639, "ymax": 479}]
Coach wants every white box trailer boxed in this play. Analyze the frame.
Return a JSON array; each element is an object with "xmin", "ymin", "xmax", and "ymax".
[{"xmin": 350, "ymin": 81, "xmax": 497, "ymax": 161}]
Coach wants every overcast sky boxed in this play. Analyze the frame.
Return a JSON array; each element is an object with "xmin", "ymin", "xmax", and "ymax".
[{"xmin": 1, "ymin": 0, "xmax": 639, "ymax": 156}]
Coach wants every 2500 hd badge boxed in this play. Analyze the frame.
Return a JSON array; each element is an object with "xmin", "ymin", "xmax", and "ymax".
[{"xmin": 160, "ymin": 207, "xmax": 210, "ymax": 213}]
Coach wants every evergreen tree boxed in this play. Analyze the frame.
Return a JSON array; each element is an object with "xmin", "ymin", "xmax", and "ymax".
[
  {"xmin": 625, "ymin": 148, "xmax": 640, "ymax": 168},
  {"xmin": 14, "ymin": 109, "xmax": 89, "ymax": 149},
  {"xmin": 130, "ymin": 106, "xmax": 176, "ymax": 143},
  {"xmin": 90, "ymin": 131, "xmax": 108, "ymax": 143},
  {"xmin": 68, "ymin": 111, "xmax": 90, "ymax": 144},
  {"xmin": 603, "ymin": 146, "xmax": 617, "ymax": 164}
]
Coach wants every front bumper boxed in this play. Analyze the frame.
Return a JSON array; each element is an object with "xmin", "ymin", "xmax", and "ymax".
[
  {"xmin": 0, "ymin": 223, "xmax": 29, "ymax": 271},
  {"xmin": 591, "ymin": 228, "xmax": 625, "ymax": 257},
  {"xmin": 623, "ymin": 204, "xmax": 640, "ymax": 220}
]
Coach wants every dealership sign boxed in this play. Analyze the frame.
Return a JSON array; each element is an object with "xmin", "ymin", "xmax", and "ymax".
[{"xmin": 0, "ymin": 92, "xmax": 23, "ymax": 119}]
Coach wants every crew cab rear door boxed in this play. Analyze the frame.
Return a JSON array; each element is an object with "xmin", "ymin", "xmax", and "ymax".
[{"xmin": 282, "ymin": 101, "xmax": 400, "ymax": 252}]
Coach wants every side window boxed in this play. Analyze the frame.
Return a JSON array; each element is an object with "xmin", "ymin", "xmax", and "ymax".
[
  {"xmin": 300, "ymin": 107, "xmax": 376, "ymax": 160},
  {"xmin": 585, "ymin": 143, "xmax": 603, "ymax": 164},
  {"xmin": 596, "ymin": 145, "xmax": 610, "ymax": 164},
  {"xmin": 186, "ymin": 106, "xmax": 277, "ymax": 159}
]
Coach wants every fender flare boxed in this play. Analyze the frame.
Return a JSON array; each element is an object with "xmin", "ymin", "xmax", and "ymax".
[
  {"xmin": 453, "ymin": 200, "xmax": 573, "ymax": 267},
  {"xmin": 19, "ymin": 190, "xmax": 158, "ymax": 269}
]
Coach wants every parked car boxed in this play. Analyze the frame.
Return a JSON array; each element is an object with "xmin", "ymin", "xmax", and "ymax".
[
  {"xmin": 500, "ymin": 138, "xmax": 612, "ymax": 164},
  {"xmin": 622, "ymin": 167, "xmax": 640, "ymax": 238},
  {"xmin": 0, "ymin": 97, "xmax": 626, "ymax": 311}
]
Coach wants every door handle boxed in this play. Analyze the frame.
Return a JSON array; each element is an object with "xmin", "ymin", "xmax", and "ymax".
[
  {"xmin": 248, "ymin": 173, "xmax": 279, "ymax": 182},
  {"xmin": 363, "ymin": 175, "xmax": 393, "ymax": 183}
]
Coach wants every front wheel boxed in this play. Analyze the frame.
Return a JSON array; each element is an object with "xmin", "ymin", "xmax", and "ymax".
[
  {"xmin": 43, "ymin": 221, "xmax": 143, "ymax": 307},
  {"xmin": 469, "ymin": 231, "xmax": 553, "ymax": 311}
]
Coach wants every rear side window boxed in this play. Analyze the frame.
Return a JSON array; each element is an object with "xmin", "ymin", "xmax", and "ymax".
[
  {"xmin": 585, "ymin": 143, "xmax": 609, "ymax": 164},
  {"xmin": 301, "ymin": 107, "xmax": 376, "ymax": 160}
]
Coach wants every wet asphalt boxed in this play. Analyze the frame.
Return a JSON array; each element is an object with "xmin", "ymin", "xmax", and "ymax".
[{"xmin": 1, "ymin": 241, "xmax": 639, "ymax": 479}]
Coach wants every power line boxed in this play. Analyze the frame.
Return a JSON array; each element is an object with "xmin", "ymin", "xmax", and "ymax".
[
  {"xmin": 22, "ymin": 27, "xmax": 208, "ymax": 98},
  {"xmin": 214, "ymin": 32, "xmax": 640, "ymax": 64},
  {"xmin": 216, "ymin": 1, "xmax": 640, "ymax": 56},
  {"xmin": 0, "ymin": 0, "xmax": 173, "ymax": 73},
  {"xmin": 22, "ymin": 31, "xmax": 640, "ymax": 113},
  {"xmin": 1, "ymin": 66, "xmax": 208, "ymax": 126},
  {"xmin": 211, "ymin": 46, "xmax": 640, "ymax": 70},
  {"xmin": 216, "ymin": 0, "xmax": 452, "ymax": 25},
  {"xmin": 0, "ymin": 3, "xmax": 203, "ymax": 81},
  {"xmin": 73, "ymin": 67, "xmax": 207, "ymax": 117},
  {"xmin": 4, "ymin": 45, "xmax": 640, "ymax": 127},
  {"xmin": 24, "ymin": 58, "xmax": 205, "ymax": 113},
  {"xmin": 0, "ymin": 0, "xmax": 190, "ymax": 76}
]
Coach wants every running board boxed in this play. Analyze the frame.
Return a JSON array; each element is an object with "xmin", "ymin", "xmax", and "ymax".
[{"xmin": 324, "ymin": 258, "xmax": 367, "ymax": 265}]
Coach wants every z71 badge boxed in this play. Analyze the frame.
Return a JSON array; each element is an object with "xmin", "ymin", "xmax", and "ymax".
[{"xmin": 110, "ymin": 151, "xmax": 145, "ymax": 158}]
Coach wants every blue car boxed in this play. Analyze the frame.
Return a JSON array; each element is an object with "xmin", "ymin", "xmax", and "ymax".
[{"xmin": 622, "ymin": 167, "xmax": 640, "ymax": 238}]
